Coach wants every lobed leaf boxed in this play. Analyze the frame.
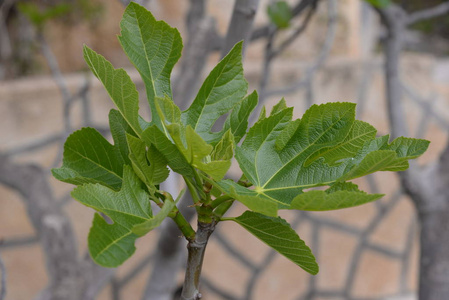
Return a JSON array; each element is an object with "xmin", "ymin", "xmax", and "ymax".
[
  {"xmin": 233, "ymin": 102, "xmax": 429, "ymax": 211},
  {"xmin": 72, "ymin": 166, "xmax": 152, "ymax": 267},
  {"xmin": 52, "ymin": 127, "xmax": 125, "ymax": 190}
]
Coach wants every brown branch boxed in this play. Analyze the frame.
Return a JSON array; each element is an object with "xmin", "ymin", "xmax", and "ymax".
[{"xmin": 406, "ymin": 2, "xmax": 449, "ymax": 26}]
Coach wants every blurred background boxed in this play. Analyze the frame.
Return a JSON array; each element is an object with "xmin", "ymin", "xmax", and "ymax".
[{"xmin": 1, "ymin": 0, "xmax": 449, "ymax": 299}]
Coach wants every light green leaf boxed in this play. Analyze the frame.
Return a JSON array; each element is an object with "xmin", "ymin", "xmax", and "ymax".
[
  {"xmin": 305, "ymin": 120, "xmax": 377, "ymax": 166},
  {"xmin": 290, "ymin": 182, "xmax": 383, "ymax": 211},
  {"xmin": 52, "ymin": 127, "xmax": 124, "ymax": 190},
  {"xmin": 182, "ymin": 42, "xmax": 248, "ymax": 143},
  {"xmin": 88, "ymin": 213, "xmax": 138, "ymax": 268},
  {"xmin": 83, "ymin": 46, "xmax": 142, "ymax": 136},
  {"xmin": 231, "ymin": 211, "xmax": 318, "ymax": 274},
  {"xmin": 270, "ymin": 98, "xmax": 287, "ymax": 116},
  {"xmin": 132, "ymin": 197, "xmax": 175, "ymax": 236},
  {"xmin": 118, "ymin": 2, "xmax": 182, "ymax": 129},
  {"xmin": 210, "ymin": 90, "xmax": 258, "ymax": 144},
  {"xmin": 126, "ymin": 134, "xmax": 169, "ymax": 186},
  {"xmin": 267, "ymin": 1, "xmax": 292, "ymax": 29},
  {"xmin": 141, "ymin": 125, "xmax": 194, "ymax": 177},
  {"xmin": 72, "ymin": 166, "xmax": 152, "ymax": 267},
  {"xmin": 212, "ymin": 179, "xmax": 278, "ymax": 217},
  {"xmin": 109, "ymin": 109, "xmax": 137, "ymax": 165},
  {"xmin": 211, "ymin": 130, "xmax": 234, "ymax": 161},
  {"xmin": 181, "ymin": 126, "xmax": 231, "ymax": 180},
  {"xmin": 364, "ymin": 0, "xmax": 391, "ymax": 8},
  {"xmin": 231, "ymin": 102, "xmax": 429, "ymax": 211}
]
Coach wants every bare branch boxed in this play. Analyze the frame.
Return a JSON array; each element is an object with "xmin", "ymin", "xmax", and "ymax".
[
  {"xmin": 0, "ymin": 252, "xmax": 5, "ymax": 300},
  {"xmin": 375, "ymin": 4, "xmax": 409, "ymax": 140},
  {"xmin": 264, "ymin": 0, "xmax": 337, "ymax": 100},
  {"xmin": 0, "ymin": 155, "xmax": 82, "ymax": 300},
  {"xmin": 221, "ymin": 0, "xmax": 260, "ymax": 57},
  {"xmin": 250, "ymin": 0, "xmax": 320, "ymax": 41},
  {"xmin": 173, "ymin": 17, "xmax": 217, "ymax": 110},
  {"xmin": 406, "ymin": 2, "xmax": 449, "ymax": 26},
  {"xmin": 270, "ymin": 3, "xmax": 317, "ymax": 59}
]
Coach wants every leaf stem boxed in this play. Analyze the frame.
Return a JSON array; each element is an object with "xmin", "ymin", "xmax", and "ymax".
[
  {"xmin": 184, "ymin": 176, "xmax": 201, "ymax": 205},
  {"xmin": 214, "ymin": 200, "xmax": 235, "ymax": 219},
  {"xmin": 210, "ymin": 195, "xmax": 233, "ymax": 209},
  {"xmin": 170, "ymin": 206, "xmax": 196, "ymax": 242}
]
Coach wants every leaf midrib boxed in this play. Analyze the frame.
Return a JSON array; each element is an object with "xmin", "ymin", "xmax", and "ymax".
[
  {"xmin": 261, "ymin": 108, "xmax": 353, "ymax": 189},
  {"xmin": 67, "ymin": 145, "xmax": 122, "ymax": 182}
]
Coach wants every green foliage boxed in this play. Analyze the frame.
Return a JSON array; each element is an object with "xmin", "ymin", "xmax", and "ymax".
[
  {"xmin": 267, "ymin": 1, "xmax": 292, "ymax": 29},
  {"xmin": 363, "ymin": 0, "xmax": 392, "ymax": 8},
  {"xmin": 53, "ymin": 2, "xmax": 429, "ymax": 276},
  {"xmin": 18, "ymin": 2, "xmax": 71, "ymax": 30},
  {"xmin": 18, "ymin": 0, "xmax": 103, "ymax": 30}
]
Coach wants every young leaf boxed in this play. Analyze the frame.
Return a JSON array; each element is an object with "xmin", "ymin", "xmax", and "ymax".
[
  {"xmin": 182, "ymin": 41, "xmax": 248, "ymax": 143},
  {"xmin": 109, "ymin": 109, "xmax": 137, "ymax": 165},
  {"xmin": 141, "ymin": 125, "xmax": 194, "ymax": 177},
  {"xmin": 126, "ymin": 134, "xmax": 169, "ymax": 186},
  {"xmin": 231, "ymin": 211, "xmax": 318, "ymax": 275},
  {"xmin": 181, "ymin": 126, "xmax": 231, "ymax": 180},
  {"xmin": 290, "ymin": 182, "xmax": 383, "ymax": 211},
  {"xmin": 72, "ymin": 166, "xmax": 152, "ymax": 267},
  {"xmin": 267, "ymin": 1, "xmax": 292, "ymax": 29},
  {"xmin": 52, "ymin": 128, "xmax": 125, "ymax": 190},
  {"xmin": 211, "ymin": 130, "xmax": 234, "ymax": 161},
  {"xmin": 210, "ymin": 90, "xmax": 258, "ymax": 144},
  {"xmin": 83, "ymin": 46, "xmax": 142, "ymax": 136},
  {"xmin": 118, "ymin": 2, "xmax": 182, "ymax": 129}
]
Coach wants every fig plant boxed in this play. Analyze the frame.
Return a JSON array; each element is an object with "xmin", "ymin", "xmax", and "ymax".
[{"xmin": 52, "ymin": 3, "xmax": 429, "ymax": 299}]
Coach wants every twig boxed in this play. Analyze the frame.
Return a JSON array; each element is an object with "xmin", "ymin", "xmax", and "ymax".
[
  {"xmin": 250, "ymin": 0, "xmax": 320, "ymax": 41},
  {"xmin": 0, "ymin": 236, "xmax": 39, "ymax": 248},
  {"xmin": 0, "ymin": 252, "xmax": 6, "ymax": 300},
  {"xmin": 0, "ymin": 155, "xmax": 80, "ymax": 299},
  {"xmin": 36, "ymin": 32, "xmax": 74, "ymax": 168},
  {"xmin": 263, "ymin": 0, "xmax": 338, "ymax": 101},
  {"xmin": 406, "ymin": 2, "xmax": 449, "ymax": 26}
]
